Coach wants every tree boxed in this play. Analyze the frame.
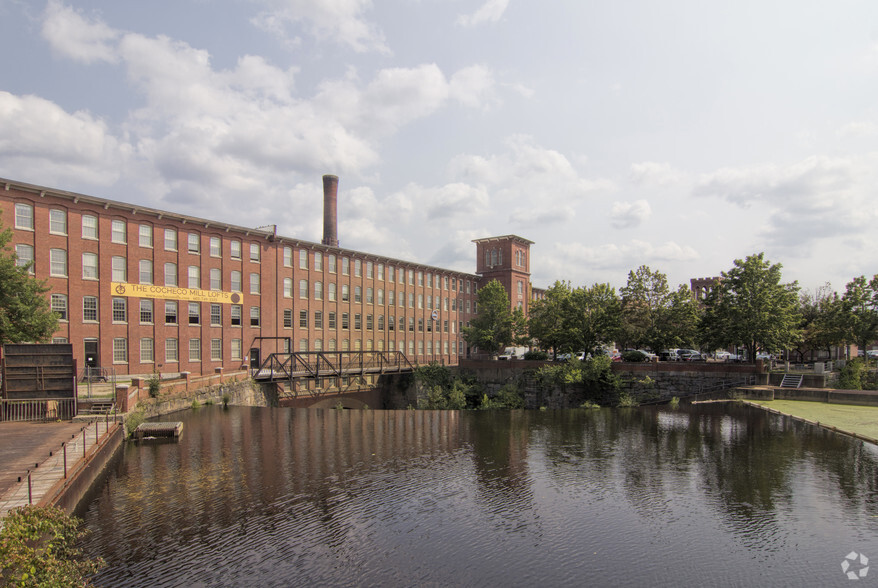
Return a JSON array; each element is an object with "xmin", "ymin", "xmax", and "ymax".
[
  {"xmin": 528, "ymin": 281, "xmax": 573, "ymax": 356},
  {"xmin": 0, "ymin": 214, "xmax": 58, "ymax": 346},
  {"xmin": 463, "ymin": 280, "xmax": 516, "ymax": 355},
  {"xmin": 840, "ymin": 275, "xmax": 878, "ymax": 356},
  {"xmin": 619, "ymin": 265, "xmax": 699, "ymax": 352},
  {"xmin": 699, "ymin": 253, "xmax": 800, "ymax": 362},
  {"xmin": 565, "ymin": 282, "xmax": 621, "ymax": 355},
  {"xmin": 792, "ymin": 284, "xmax": 846, "ymax": 362}
]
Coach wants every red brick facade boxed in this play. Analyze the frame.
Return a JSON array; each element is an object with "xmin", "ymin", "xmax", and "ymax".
[
  {"xmin": 473, "ymin": 235, "xmax": 534, "ymax": 315},
  {"xmin": 1, "ymin": 178, "xmax": 490, "ymax": 377}
]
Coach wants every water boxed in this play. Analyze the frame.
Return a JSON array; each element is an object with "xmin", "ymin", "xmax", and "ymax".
[{"xmin": 78, "ymin": 404, "xmax": 878, "ymax": 586}]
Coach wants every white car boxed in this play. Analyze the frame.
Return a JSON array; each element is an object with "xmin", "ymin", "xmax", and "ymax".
[{"xmin": 715, "ymin": 351, "xmax": 742, "ymax": 362}]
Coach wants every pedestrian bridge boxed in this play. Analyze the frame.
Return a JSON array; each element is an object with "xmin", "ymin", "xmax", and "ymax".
[{"xmin": 251, "ymin": 351, "xmax": 415, "ymax": 397}]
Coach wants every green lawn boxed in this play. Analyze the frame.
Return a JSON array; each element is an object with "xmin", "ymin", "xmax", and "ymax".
[{"xmin": 749, "ymin": 399, "xmax": 878, "ymax": 441}]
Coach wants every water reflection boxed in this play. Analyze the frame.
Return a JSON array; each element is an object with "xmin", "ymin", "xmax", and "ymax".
[{"xmin": 80, "ymin": 405, "xmax": 878, "ymax": 586}]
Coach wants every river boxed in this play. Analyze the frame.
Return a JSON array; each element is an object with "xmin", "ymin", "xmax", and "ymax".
[{"xmin": 78, "ymin": 404, "xmax": 878, "ymax": 586}]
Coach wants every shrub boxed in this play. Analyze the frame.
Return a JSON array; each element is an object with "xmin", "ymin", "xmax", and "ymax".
[
  {"xmin": 837, "ymin": 358, "xmax": 871, "ymax": 390},
  {"xmin": 147, "ymin": 373, "xmax": 161, "ymax": 398},
  {"xmin": 523, "ymin": 350, "xmax": 549, "ymax": 361},
  {"xmin": 621, "ymin": 350, "xmax": 649, "ymax": 362},
  {"xmin": 0, "ymin": 505, "xmax": 104, "ymax": 586},
  {"xmin": 479, "ymin": 383, "xmax": 524, "ymax": 409},
  {"xmin": 222, "ymin": 392, "xmax": 231, "ymax": 408},
  {"xmin": 125, "ymin": 407, "xmax": 145, "ymax": 438}
]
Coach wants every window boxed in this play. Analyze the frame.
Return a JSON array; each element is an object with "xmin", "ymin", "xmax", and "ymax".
[
  {"xmin": 314, "ymin": 281, "xmax": 323, "ymax": 300},
  {"xmin": 210, "ymin": 268, "xmax": 221, "ymax": 291},
  {"xmin": 354, "ymin": 313, "xmax": 362, "ymax": 330},
  {"xmin": 111, "ymin": 219, "xmax": 126, "ymax": 243},
  {"xmin": 166, "ymin": 339, "xmax": 178, "ymax": 362},
  {"xmin": 113, "ymin": 338, "xmax": 128, "ymax": 363},
  {"xmin": 140, "ymin": 299, "xmax": 153, "ymax": 323},
  {"xmin": 377, "ymin": 289, "xmax": 384, "ymax": 305},
  {"xmin": 111, "ymin": 256, "xmax": 126, "ymax": 282},
  {"xmin": 314, "ymin": 252, "xmax": 323, "ymax": 271},
  {"xmin": 230, "ymin": 240, "xmax": 241, "ymax": 259},
  {"xmin": 408, "ymin": 270, "xmax": 414, "ymax": 285},
  {"xmin": 188, "ymin": 266, "xmax": 200, "ymax": 289},
  {"xmin": 112, "ymin": 298, "xmax": 127, "ymax": 322},
  {"xmin": 250, "ymin": 243, "xmax": 260, "ymax": 262},
  {"xmin": 188, "ymin": 302, "xmax": 200, "ymax": 325},
  {"xmin": 314, "ymin": 339, "xmax": 323, "ymax": 351},
  {"xmin": 283, "ymin": 278, "xmax": 292, "ymax": 298},
  {"xmin": 82, "ymin": 253, "xmax": 98, "ymax": 279},
  {"xmin": 328, "ymin": 255, "xmax": 336, "ymax": 273},
  {"xmin": 418, "ymin": 271, "xmax": 423, "ymax": 286},
  {"xmin": 355, "ymin": 286, "xmax": 362, "ymax": 303},
  {"xmin": 418, "ymin": 294, "xmax": 423, "ymax": 309},
  {"xmin": 418, "ymin": 318, "xmax": 424, "ymax": 332},
  {"xmin": 328, "ymin": 312, "xmax": 337, "ymax": 329},
  {"xmin": 139, "ymin": 224, "xmax": 152, "ymax": 247},
  {"xmin": 283, "ymin": 309, "xmax": 293, "ymax": 328},
  {"xmin": 15, "ymin": 244, "xmax": 33, "ymax": 273},
  {"xmin": 418, "ymin": 341, "xmax": 424, "ymax": 355},
  {"xmin": 299, "ymin": 310, "xmax": 308, "ymax": 328},
  {"xmin": 50, "ymin": 249, "xmax": 67, "ymax": 277},
  {"xmin": 408, "ymin": 293, "xmax": 414, "ymax": 308},
  {"xmin": 342, "ymin": 313, "xmax": 349, "ymax": 329},
  {"xmin": 387, "ymin": 266, "xmax": 394, "ymax": 282},
  {"xmin": 378, "ymin": 315, "xmax": 384, "ymax": 330},
  {"xmin": 82, "ymin": 215, "xmax": 98, "ymax": 239},
  {"xmin": 315, "ymin": 311, "xmax": 323, "ymax": 329},
  {"xmin": 210, "ymin": 237, "xmax": 221, "ymax": 257},
  {"xmin": 409, "ymin": 317, "xmax": 415, "ymax": 332},
  {"xmin": 164, "ymin": 229, "xmax": 177, "ymax": 251},
  {"xmin": 366, "ymin": 314, "xmax": 373, "ymax": 330},
  {"xmin": 427, "ymin": 295, "xmax": 432, "ymax": 310},
  {"xmin": 250, "ymin": 273, "xmax": 260, "ymax": 294},
  {"xmin": 230, "ymin": 305, "xmax": 242, "ymax": 326},
  {"xmin": 518, "ymin": 281, "xmax": 524, "ymax": 294},
  {"xmin": 342, "ymin": 257, "xmax": 349, "ymax": 275},
  {"xmin": 299, "ymin": 279, "xmax": 308, "ymax": 298},
  {"xmin": 296, "ymin": 249, "xmax": 306, "ymax": 269},
  {"xmin": 140, "ymin": 338, "xmax": 154, "ymax": 363},
  {"xmin": 366, "ymin": 287, "xmax": 373, "ymax": 304},
  {"xmin": 231, "ymin": 270, "xmax": 242, "ymax": 292},
  {"xmin": 231, "ymin": 339, "xmax": 242, "ymax": 360},
  {"xmin": 427, "ymin": 273, "xmax": 432, "ymax": 288},
  {"xmin": 283, "ymin": 246, "xmax": 292, "ymax": 267},
  {"xmin": 49, "ymin": 209, "xmax": 67, "ymax": 234},
  {"xmin": 250, "ymin": 307, "xmax": 260, "ymax": 326},
  {"xmin": 83, "ymin": 297, "xmax": 98, "ymax": 322},
  {"xmin": 164, "ymin": 263, "xmax": 177, "ymax": 286},
  {"xmin": 342, "ymin": 284, "xmax": 349, "ymax": 302},
  {"xmin": 188, "ymin": 233, "xmax": 200, "ymax": 254},
  {"xmin": 53, "ymin": 337, "xmax": 68, "ymax": 344},
  {"xmin": 51, "ymin": 294, "xmax": 67, "ymax": 320},
  {"xmin": 299, "ymin": 338, "xmax": 308, "ymax": 352},
  {"xmin": 211, "ymin": 339, "xmax": 222, "ymax": 361},
  {"xmin": 388, "ymin": 290, "xmax": 394, "ymax": 306},
  {"xmin": 377, "ymin": 264, "xmax": 384, "ymax": 280},
  {"xmin": 189, "ymin": 339, "xmax": 201, "ymax": 361},
  {"xmin": 14, "ymin": 203, "xmax": 33, "ymax": 230},
  {"xmin": 355, "ymin": 259, "xmax": 362, "ymax": 277},
  {"xmin": 328, "ymin": 283, "xmax": 337, "ymax": 301},
  {"xmin": 139, "ymin": 259, "xmax": 153, "ymax": 284},
  {"xmin": 210, "ymin": 304, "xmax": 221, "ymax": 326},
  {"xmin": 388, "ymin": 316, "xmax": 395, "ymax": 331},
  {"xmin": 367, "ymin": 261, "xmax": 373, "ymax": 278}
]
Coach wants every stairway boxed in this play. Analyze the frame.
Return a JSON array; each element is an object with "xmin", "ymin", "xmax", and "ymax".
[{"xmin": 779, "ymin": 374, "xmax": 803, "ymax": 389}]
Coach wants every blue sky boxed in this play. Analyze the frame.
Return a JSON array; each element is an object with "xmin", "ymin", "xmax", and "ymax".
[{"xmin": 2, "ymin": 0, "xmax": 878, "ymax": 295}]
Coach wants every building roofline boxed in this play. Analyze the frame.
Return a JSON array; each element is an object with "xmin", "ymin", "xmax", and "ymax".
[
  {"xmin": 471, "ymin": 234, "xmax": 534, "ymax": 246},
  {"xmin": 1, "ymin": 176, "xmax": 480, "ymax": 280}
]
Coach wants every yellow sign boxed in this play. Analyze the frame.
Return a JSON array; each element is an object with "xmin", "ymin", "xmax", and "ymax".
[{"xmin": 110, "ymin": 283, "xmax": 243, "ymax": 305}]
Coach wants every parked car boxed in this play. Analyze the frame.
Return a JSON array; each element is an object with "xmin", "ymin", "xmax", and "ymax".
[
  {"xmin": 755, "ymin": 352, "xmax": 773, "ymax": 361},
  {"xmin": 681, "ymin": 351, "xmax": 704, "ymax": 361},
  {"xmin": 659, "ymin": 349, "xmax": 680, "ymax": 361},
  {"xmin": 714, "ymin": 351, "xmax": 742, "ymax": 362},
  {"xmin": 867, "ymin": 350, "xmax": 878, "ymax": 359}
]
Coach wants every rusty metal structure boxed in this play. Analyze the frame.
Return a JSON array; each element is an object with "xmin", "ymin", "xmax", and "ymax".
[{"xmin": 1, "ymin": 343, "xmax": 78, "ymax": 421}]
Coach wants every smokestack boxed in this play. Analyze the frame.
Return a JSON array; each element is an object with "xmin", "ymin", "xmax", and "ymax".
[{"xmin": 322, "ymin": 174, "xmax": 339, "ymax": 247}]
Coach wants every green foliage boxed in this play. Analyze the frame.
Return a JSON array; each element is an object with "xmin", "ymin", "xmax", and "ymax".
[
  {"xmin": 565, "ymin": 282, "xmax": 622, "ymax": 356},
  {"xmin": 463, "ymin": 280, "xmax": 517, "ymax": 355},
  {"xmin": 840, "ymin": 275, "xmax": 878, "ymax": 355},
  {"xmin": 480, "ymin": 382, "xmax": 524, "ymax": 409},
  {"xmin": 836, "ymin": 359, "xmax": 876, "ymax": 390},
  {"xmin": 147, "ymin": 373, "xmax": 161, "ymax": 398},
  {"xmin": 528, "ymin": 280, "xmax": 573, "ymax": 356},
  {"xmin": 415, "ymin": 362, "xmax": 475, "ymax": 409},
  {"xmin": 534, "ymin": 361, "xmax": 581, "ymax": 389},
  {"xmin": 580, "ymin": 400, "xmax": 600, "ymax": 409},
  {"xmin": 222, "ymin": 392, "xmax": 231, "ymax": 408},
  {"xmin": 669, "ymin": 396, "xmax": 680, "ymax": 409},
  {"xmin": 621, "ymin": 350, "xmax": 648, "ymax": 362},
  {"xmin": 581, "ymin": 355, "xmax": 622, "ymax": 404},
  {"xmin": 0, "ymin": 505, "xmax": 104, "ymax": 586},
  {"xmin": 522, "ymin": 349, "xmax": 549, "ymax": 360},
  {"xmin": 0, "ymin": 213, "xmax": 59, "ymax": 346},
  {"xmin": 617, "ymin": 392, "xmax": 639, "ymax": 407},
  {"xmin": 699, "ymin": 253, "xmax": 801, "ymax": 362},
  {"xmin": 620, "ymin": 266, "xmax": 698, "ymax": 352},
  {"xmin": 792, "ymin": 284, "xmax": 845, "ymax": 362},
  {"xmin": 125, "ymin": 407, "xmax": 145, "ymax": 438},
  {"xmin": 191, "ymin": 399, "xmax": 201, "ymax": 410}
]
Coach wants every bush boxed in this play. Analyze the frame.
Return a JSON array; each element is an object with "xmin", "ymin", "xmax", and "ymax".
[
  {"xmin": 0, "ymin": 505, "xmax": 104, "ymax": 586},
  {"xmin": 621, "ymin": 350, "xmax": 649, "ymax": 362},
  {"xmin": 523, "ymin": 350, "xmax": 549, "ymax": 361},
  {"xmin": 125, "ymin": 407, "xmax": 145, "ymax": 438},
  {"xmin": 836, "ymin": 358, "xmax": 876, "ymax": 390},
  {"xmin": 479, "ymin": 382, "xmax": 524, "ymax": 409},
  {"xmin": 147, "ymin": 373, "xmax": 161, "ymax": 398}
]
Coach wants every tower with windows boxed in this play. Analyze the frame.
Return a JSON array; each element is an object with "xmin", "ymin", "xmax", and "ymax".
[{"xmin": 472, "ymin": 235, "xmax": 534, "ymax": 315}]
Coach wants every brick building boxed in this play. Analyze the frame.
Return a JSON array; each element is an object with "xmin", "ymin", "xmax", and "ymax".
[{"xmin": 1, "ymin": 176, "xmax": 536, "ymax": 377}]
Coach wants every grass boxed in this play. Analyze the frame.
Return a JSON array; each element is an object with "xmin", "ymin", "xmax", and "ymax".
[{"xmin": 749, "ymin": 399, "xmax": 878, "ymax": 441}]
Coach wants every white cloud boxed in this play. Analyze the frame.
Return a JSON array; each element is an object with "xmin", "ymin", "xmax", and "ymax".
[
  {"xmin": 630, "ymin": 161, "xmax": 683, "ymax": 186},
  {"xmin": 449, "ymin": 65, "xmax": 497, "ymax": 108},
  {"xmin": 41, "ymin": 0, "xmax": 119, "ymax": 64},
  {"xmin": 250, "ymin": 0, "xmax": 389, "ymax": 54},
  {"xmin": 610, "ymin": 200, "xmax": 651, "ymax": 229},
  {"xmin": 0, "ymin": 92, "xmax": 126, "ymax": 185},
  {"xmin": 457, "ymin": 0, "xmax": 510, "ymax": 27}
]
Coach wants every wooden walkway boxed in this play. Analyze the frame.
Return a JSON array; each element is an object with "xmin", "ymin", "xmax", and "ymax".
[{"xmin": 0, "ymin": 419, "xmax": 117, "ymax": 518}]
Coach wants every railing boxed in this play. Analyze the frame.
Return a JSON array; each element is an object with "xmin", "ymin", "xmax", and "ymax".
[
  {"xmin": 0, "ymin": 397, "xmax": 78, "ymax": 422},
  {"xmin": 252, "ymin": 351, "xmax": 415, "ymax": 384}
]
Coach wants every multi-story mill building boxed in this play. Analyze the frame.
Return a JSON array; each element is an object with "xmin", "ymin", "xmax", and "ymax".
[{"xmin": 1, "ymin": 175, "xmax": 536, "ymax": 377}]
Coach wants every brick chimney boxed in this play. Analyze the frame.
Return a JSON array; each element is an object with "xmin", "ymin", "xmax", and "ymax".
[{"xmin": 322, "ymin": 174, "xmax": 339, "ymax": 247}]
